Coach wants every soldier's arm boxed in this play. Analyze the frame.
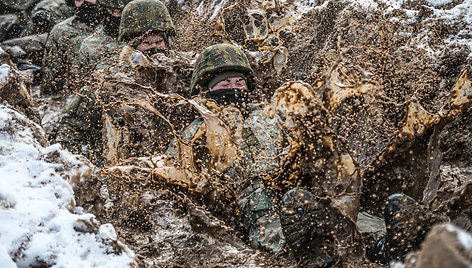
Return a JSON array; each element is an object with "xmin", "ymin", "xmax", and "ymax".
[
  {"xmin": 70, "ymin": 44, "xmax": 94, "ymax": 91},
  {"xmin": 41, "ymin": 28, "xmax": 64, "ymax": 94},
  {"xmin": 55, "ymin": 87, "xmax": 103, "ymax": 163}
]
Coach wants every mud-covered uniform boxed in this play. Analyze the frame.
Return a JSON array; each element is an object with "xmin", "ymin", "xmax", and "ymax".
[
  {"xmin": 166, "ymin": 106, "xmax": 287, "ymax": 253},
  {"xmin": 55, "ymin": 28, "xmax": 122, "ymax": 163},
  {"xmin": 71, "ymin": 26, "xmax": 124, "ymax": 86},
  {"xmin": 166, "ymin": 43, "xmax": 289, "ymax": 253},
  {"xmin": 55, "ymin": 86, "xmax": 103, "ymax": 164},
  {"xmin": 56, "ymin": 0, "xmax": 175, "ymax": 163},
  {"xmin": 41, "ymin": 15, "xmax": 97, "ymax": 94}
]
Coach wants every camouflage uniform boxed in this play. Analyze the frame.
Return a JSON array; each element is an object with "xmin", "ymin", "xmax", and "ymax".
[
  {"xmin": 56, "ymin": 0, "xmax": 174, "ymax": 164},
  {"xmin": 55, "ymin": 86, "xmax": 103, "ymax": 165},
  {"xmin": 167, "ymin": 106, "xmax": 286, "ymax": 253},
  {"xmin": 70, "ymin": 0, "xmax": 135, "ymax": 83},
  {"xmin": 72, "ymin": 25, "xmax": 125, "ymax": 85},
  {"xmin": 167, "ymin": 44, "xmax": 286, "ymax": 253},
  {"xmin": 41, "ymin": 15, "xmax": 97, "ymax": 94}
]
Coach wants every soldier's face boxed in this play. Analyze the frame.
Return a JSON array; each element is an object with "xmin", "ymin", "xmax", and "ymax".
[
  {"xmin": 137, "ymin": 34, "xmax": 166, "ymax": 53},
  {"xmin": 106, "ymin": 8, "xmax": 122, "ymax": 17},
  {"xmin": 74, "ymin": 0, "xmax": 95, "ymax": 7},
  {"xmin": 211, "ymin": 77, "xmax": 247, "ymax": 91}
]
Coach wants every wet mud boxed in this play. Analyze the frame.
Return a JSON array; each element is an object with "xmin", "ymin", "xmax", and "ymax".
[{"xmin": 2, "ymin": 0, "xmax": 472, "ymax": 266}]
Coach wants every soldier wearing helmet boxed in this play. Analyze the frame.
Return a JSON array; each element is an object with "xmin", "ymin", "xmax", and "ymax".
[
  {"xmin": 167, "ymin": 43, "xmax": 286, "ymax": 254},
  {"xmin": 189, "ymin": 43, "xmax": 256, "ymax": 108},
  {"xmin": 1, "ymin": 0, "xmax": 74, "ymax": 41},
  {"xmin": 70, "ymin": 0, "xmax": 133, "ymax": 85},
  {"xmin": 118, "ymin": 0, "xmax": 175, "ymax": 57},
  {"xmin": 55, "ymin": 0, "xmax": 176, "ymax": 165},
  {"xmin": 41, "ymin": 0, "xmax": 102, "ymax": 94}
]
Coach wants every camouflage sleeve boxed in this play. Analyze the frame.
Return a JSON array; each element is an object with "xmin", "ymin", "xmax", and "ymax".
[
  {"xmin": 239, "ymin": 178, "xmax": 285, "ymax": 254},
  {"xmin": 41, "ymin": 28, "xmax": 64, "ymax": 94},
  {"xmin": 55, "ymin": 87, "xmax": 103, "ymax": 164},
  {"xmin": 165, "ymin": 117, "xmax": 204, "ymax": 159},
  {"xmin": 70, "ymin": 44, "xmax": 95, "ymax": 90},
  {"xmin": 237, "ymin": 110, "xmax": 286, "ymax": 253}
]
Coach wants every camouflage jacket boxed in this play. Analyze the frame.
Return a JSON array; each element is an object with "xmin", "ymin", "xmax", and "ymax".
[
  {"xmin": 55, "ymin": 86, "xmax": 103, "ymax": 165},
  {"xmin": 42, "ymin": 15, "xmax": 97, "ymax": 94},
  {"xmin": 71, "ymin": 25, "xmax": 124, "ymax": 88},
  {"xmin": 167, "ymin": 106, "xmax": 286, "ymax": 253}
]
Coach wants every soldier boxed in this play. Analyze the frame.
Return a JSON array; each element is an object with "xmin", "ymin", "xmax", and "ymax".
[
  {"xmin": 118, "ymin": 0, "xmax": 175, "ymax": 57},
  {"xmin": 1, "ymin": 0, "xmax": 74, "ymax": 41},
  {"xmin": 55, "ymin": 0, "xmax": 176, "ymax": 165},
  {"xmin": 41, "ymin": 0, "xmax": 102, "ymax": 94},
  {"xmin": 166, "ymin": 43, "xmax": 286, "ymax": 254},
  {"xmin": 71, "ymin": 0, "xmax": 132, "ymax": 84},
  {"xmin": 167, "ymin": 44, "xmax": 364, "ymax": 267}
]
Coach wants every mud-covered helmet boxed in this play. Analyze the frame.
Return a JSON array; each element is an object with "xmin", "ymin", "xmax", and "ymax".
[
  {"xmin": 190, "ymin": 44, "xmax": 254, "ymax": 95},
  {"xmin": 118, "ymin": 0, "xmax": 175, "ymax": 42},
  {"xmin": 97, "ymin": 0, "xmax": 131, "ymax": 9}
]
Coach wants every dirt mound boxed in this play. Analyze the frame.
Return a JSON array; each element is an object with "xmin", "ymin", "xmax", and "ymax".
[{"xmin": 0, "ymin": 46, "xmax": 39, "ymax": 123}]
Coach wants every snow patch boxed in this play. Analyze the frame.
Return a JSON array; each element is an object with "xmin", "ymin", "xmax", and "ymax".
[
  {"xmin": 426, "ymin": 0, "xmax": 454, "ymax": 6},
  {"xmin": 446, "ymin": 223, "xmax": 472, "ymax": 249},
  {"xmin": 0, "ymin": 64, "xmax": 11, "ymax": 85},
  {"xmin": 0, "ymin": 105, "xmax": 135, "ymax": 267}
]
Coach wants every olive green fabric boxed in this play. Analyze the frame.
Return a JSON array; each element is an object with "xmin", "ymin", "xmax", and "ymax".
[
  {"xmin": 190, "ymin": 44, "xmax": 254, "ymax": 95},
  {"xmin": 118, "ymin": 0, "xmax": 175, "ymax": 42},
  {"xmin": 42, "ymin": 15, "xmax": 96, "ymax": 94}
]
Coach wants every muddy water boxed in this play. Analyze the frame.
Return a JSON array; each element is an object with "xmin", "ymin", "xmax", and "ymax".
[{"xmin": 2, "ymin": 0, "xmax": 472, "ymax": 266}]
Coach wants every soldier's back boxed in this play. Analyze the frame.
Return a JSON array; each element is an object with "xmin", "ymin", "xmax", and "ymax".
[
  {"xmin": 73, "ymin": 26, "xmax": 123, "ymax": 86},
  {"xmin": 42, "ymin": 15, "xmax": 95, "ymax": 93}
]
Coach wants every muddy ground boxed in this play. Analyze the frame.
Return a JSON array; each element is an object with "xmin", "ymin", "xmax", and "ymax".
[{"xmin": 2, "ymin": 0, "xmax": 472, "ymax": 267}]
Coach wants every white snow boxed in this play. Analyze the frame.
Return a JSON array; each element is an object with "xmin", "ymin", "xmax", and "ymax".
[
  {"xmin": 426, "ymin": 0, "xmax": 454, "ymax": 6},
  {"xmin": 0, "ymin": 64, "xmax": 11, "ymax": 85},
  {"xmin": 446, "ymin": 223, "xmax": 472, "ymax": 249},
  {"xmin": 0, "ymin": 105, "xmax": 135, "ymax": 267}
]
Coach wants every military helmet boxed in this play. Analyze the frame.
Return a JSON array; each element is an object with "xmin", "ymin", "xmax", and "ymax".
[
  {"xmin": 190, "ymin": 44, "xmax": 254, "ymax": 95},
  {"xmin": 118, "ymin": 0, "xmax": 175, "ymax": 42},
  {"xmin": 97, "ymin": 0, "xmax": 132, "ymax": 9}
]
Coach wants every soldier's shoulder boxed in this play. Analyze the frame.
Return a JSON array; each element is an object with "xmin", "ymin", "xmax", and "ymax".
[
  {"xmin": 51, "ymin": 16, "xmax": 95, "ymax": 37},
  {"xmin": 82, "ymin": 27, "xmax": 115, "ymax": 47},
  {"xmin": 50, "ymin": 16, "xmax": 75, "ymax": 33}
]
